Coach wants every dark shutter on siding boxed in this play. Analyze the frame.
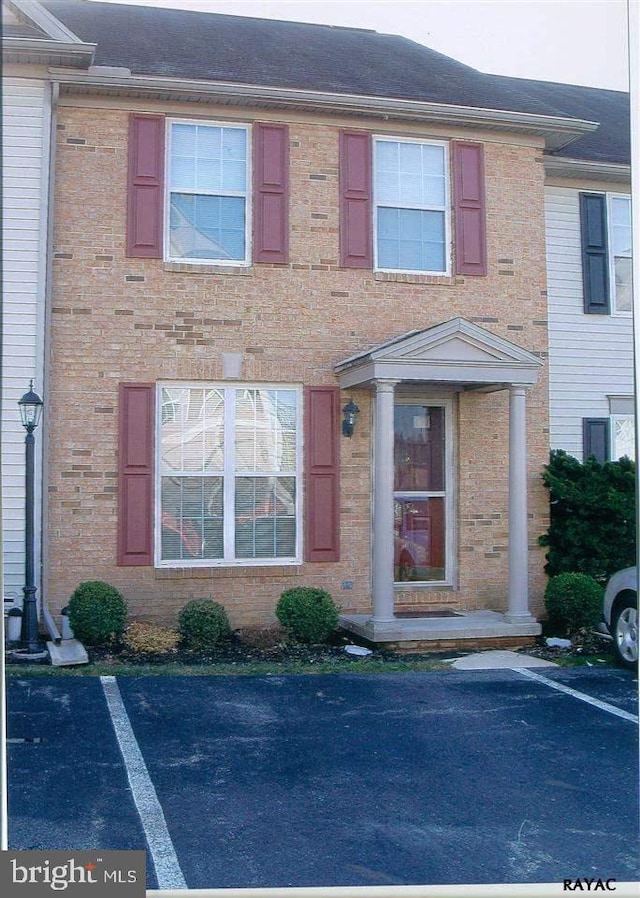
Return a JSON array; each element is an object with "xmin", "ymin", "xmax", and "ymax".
[
  {"xmin": 118, "ymin": 383, "xmax": 155, "ymax": 565},
  {"xmin": 339, "ymin": 131, "xmax": 372, "ymax": 268},
  {"xmin": 452, "ymin": 140, "xmax": 487, "ymax": 276},
  {"xmin": 253, "ymin": 123, "xmax": 289, "ymax": 263},
  {"xmin": 305, "ymin": 386, "xmax": 340, "ymax": 562},
  {"xmin": 126, "ymin": 114, "xmax": 165, "ymax": 259},
  {"xmin": 580, "ymin": 193, "xmax": 610, "ymax": 314},
  {"xmin": 583, "ymin": 418, "xmax": 610, "ymax": 463}
]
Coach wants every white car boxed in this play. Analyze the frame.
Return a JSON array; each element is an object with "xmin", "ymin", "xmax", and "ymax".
[{"xmin": 600, "ymin": 567, "xmax": 638, "ymax": 670}]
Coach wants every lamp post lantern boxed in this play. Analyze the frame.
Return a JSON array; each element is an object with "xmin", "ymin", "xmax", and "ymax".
[{"xmin": 13, "ymin": 381, "xmax": 47, "ymax": 660}]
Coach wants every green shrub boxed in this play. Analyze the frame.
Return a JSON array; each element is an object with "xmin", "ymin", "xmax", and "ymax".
[
  {"xmin": 539, "ymin": 450, "xmax": 636, "ymax": 582},
  {"xmin": 544, "ymin": 572, "xmax": 604, "ymax": 636},
  {"xmin": 276, "ymin": 587, "xmax": 339, "ymax": 644},
  {"xmin": 67, "ymin": 580, "xmax": 128, "ymax": 645},
  {"xmin": 178, "ymin": 599, "xmax": 231, "ymax": 650},
  {"xmin": 123, "ymin": 620, "xmax": 179, "ymax": 656}
]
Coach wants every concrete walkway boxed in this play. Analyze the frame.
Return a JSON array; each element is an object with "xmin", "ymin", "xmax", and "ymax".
[{"xmin": 447, "ymin": 650, "xmax": 558, "ymax": 670}]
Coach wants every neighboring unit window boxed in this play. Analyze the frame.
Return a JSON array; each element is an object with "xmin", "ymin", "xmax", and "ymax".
[
  {"xmin": 608, "ymin": 195, "xmax": 632, "ymax": 313},
  {"xmin": 167, "ymin": 121, "xmax": 249, "ymax": 263},
  {"xmin": 611, "ymin": 414, "xmax": 636, "ymax": 460},
  {"xmin": 158, "ymin": 385, "xmax": 300, "ymax": 564},
  {"xmin": 374, "ymin": 138, "xmax": 448, "ymax": 273},
  {"xmin": 582, "ymin": 418, "xmax": 610, "ymax": 463},
  {"xmin": 580, "ymin": 191, "xmax": 632, "ymax": 315}
]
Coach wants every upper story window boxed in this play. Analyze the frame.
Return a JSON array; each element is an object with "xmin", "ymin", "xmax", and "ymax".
[
  {"xmin": 608, "ymin": 194, "xmax": 632, "ymax": 313},
  {"xmin": 166, "ymin": 121, "xmax": 250, "ymax": 264},
  {"xmin": 373, "ymin": 138, "xmax": 449, "ymax": 274},
  {"xmin": 580, "ymin": 191, "xmax": 632, "ymax": 316}
]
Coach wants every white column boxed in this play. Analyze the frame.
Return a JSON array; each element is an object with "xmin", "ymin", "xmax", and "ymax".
[
  {"xmin": 372, "ymin": 379, "xmax": 398, "ymax": 624},
  {"xmin": 506, "ymin": 384, "xmax": 535, "ymax": 622}
]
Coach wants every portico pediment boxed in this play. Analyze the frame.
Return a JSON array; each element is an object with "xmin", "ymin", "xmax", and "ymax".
[{"xmin": 334, "ymin": 317, "xmax": 543, "ymax": 390}]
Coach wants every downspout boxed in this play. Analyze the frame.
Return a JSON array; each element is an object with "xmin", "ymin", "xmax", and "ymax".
[{"xmin": 40, "ymin": 79, "xmax": 59, "ymax": 643}]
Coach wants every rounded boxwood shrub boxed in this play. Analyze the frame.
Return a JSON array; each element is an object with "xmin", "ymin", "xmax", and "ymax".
[
  {"xmin": 178, "ymin": 599, "xmax": 231, "ymax": 651},
  {"xmin": 276, "ymin": 587, "xmax": 339, "ymax": 644},
  {"xmin": 67, "ymin": 580, "xmax": 128, "ymax": 646},
  {"xmin": 544, "ymin": 572, "xmax": 604, "ymax": 636}
]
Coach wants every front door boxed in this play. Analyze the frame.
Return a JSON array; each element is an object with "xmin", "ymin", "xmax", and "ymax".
[{"xmin": 393, "ymin": 402, "xmax": 447, "ymax": 583}]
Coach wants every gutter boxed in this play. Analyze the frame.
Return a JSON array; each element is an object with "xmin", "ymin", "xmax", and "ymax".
[
  {"xmin": 543, "ymin": 156, "xmax": 631, "ymax": 183},
  {"xmin": 2, "ymin": 37, "xmax": 96, "ymax": 66},
  {"xmin": 52, "ymin": 69, "xmax": 599, "ymax": 151},
  {"xmin": 40, "ymin": 78, "xmax": 58, "ymax": 647}
]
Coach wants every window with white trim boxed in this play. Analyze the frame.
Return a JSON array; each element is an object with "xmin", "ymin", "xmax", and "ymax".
[
  {"xmin": 608, "ymin": 194, "xmax": 632, "ymax": 313},
  {"xmin": 157, "ymin": 385, "xmax": 301, "ymax": 565},
  {"xmin": 374, "ymin": 137, "xmax": 449, "ymax": 274},
  {"xmin": 167, "ymin": 121, "xmax": 250, "ymax": 264},
  {"xmin": 611, "ymin": 414, "xmax": 636, "ymax": 460}
]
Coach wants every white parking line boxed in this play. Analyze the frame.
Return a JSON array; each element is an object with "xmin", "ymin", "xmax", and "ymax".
[
  {"xmin": 514, "ymin": 668, "xmax": 639, "ymax": 723},
  {"xmin": 100, "ymin": 676, "xmax": 188, "ymax": 890}
]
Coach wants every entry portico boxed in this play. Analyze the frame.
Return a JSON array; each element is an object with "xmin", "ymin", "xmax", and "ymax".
[{"xmin": 335, "ymin": 317, "xmax": 544, "ymax": 645}]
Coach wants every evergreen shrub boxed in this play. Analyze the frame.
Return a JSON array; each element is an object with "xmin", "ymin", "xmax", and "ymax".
[
  {"xmin": 539, "ymin": 450, "xmax": 636, "ymax": 582},
  {"xmin": 276, "ymin": 587, "xmax": 339, "ymax": 644},
  {"xmin": 67, "ymin": 580, "xmax": 128, "ymax": 645},
  {"xmin": 544, "ymin": 572, "xmax": 604, "ymax": 636},
  {"xmin": 178, "ymin": 599, "xmax": 231, "ymax": 650}
]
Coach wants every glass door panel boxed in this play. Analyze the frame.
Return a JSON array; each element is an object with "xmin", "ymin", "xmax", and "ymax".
[
  {"xmin": 394, "ymin": 497, "xmax": 445, "ymax": 582},
  {"xmin": 394, "ymin": 404, "xmax": 447, "ymax": 583},
  {"xmin": 394, "ymin": 406, "xmax": 444, "ymax": 490}
]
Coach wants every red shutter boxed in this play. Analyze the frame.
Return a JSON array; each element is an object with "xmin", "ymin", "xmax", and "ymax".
[
  {"xmin": 126, "ymin": 114, "xmax": 165, "ymax": 259},
  {"xmin": 253, "ymin": 123, "xmax": 289, "ymax": 263},
  {"xmin": 118, "ymin": 383, "xmax": 154, "ymax": 565},
  {"xmin": 339, "ymin": 131, "xmax": 372, "ymax": 268},
  {"xmin": 305, "ymin": 386, "xmax": 340, "ymax": 562},
  {"xmin": 452, "ymin": 140, "xmax": 487, "ymax": 276}
]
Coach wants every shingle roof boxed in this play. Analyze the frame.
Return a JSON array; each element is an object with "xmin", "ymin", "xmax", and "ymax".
[
  {"xmin": 488, "ymin": 76, "xmax": 629, "ymax": 164},
  {"xmin": 39, "ymin": 0, "xmax": 629, "ymax": 165}
]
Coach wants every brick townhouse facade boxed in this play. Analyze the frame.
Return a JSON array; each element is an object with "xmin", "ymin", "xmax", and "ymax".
[{"xmin": 11, "ymin": 0, "xmax": 623, "ymax": 647}]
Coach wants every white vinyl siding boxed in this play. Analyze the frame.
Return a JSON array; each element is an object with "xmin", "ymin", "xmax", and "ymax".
[
  {"xmin": 1, "ymin": 77, "xmax": 50, "ymax": 599},
  {"xmin": 545, "ymin": 186, "xmax": 634, "ymax": 459}
]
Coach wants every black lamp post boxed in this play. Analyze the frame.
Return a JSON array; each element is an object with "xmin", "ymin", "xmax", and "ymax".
[{"xmin": 14, "ymin": 381, "xmax": 47, "ymax": 659}]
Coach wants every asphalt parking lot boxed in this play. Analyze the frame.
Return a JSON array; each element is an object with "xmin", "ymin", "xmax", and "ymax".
[{"xmin": 6, "ymin": 666, "xmax": 639, "ymax": 891}]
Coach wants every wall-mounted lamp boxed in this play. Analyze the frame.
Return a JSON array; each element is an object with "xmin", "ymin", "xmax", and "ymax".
[{"xmin": 342, "ymin": 398, "xmax": 360, "ymax": 438}]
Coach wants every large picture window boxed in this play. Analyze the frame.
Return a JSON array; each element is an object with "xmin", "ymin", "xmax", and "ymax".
[
  {"xmin": 374, "ymin": 137, "xmax": 448, "ymax": 274},
  {"xmin": 157, "ymin": 384, "xmax": 300, "ymax": 565},
  {"xmin": 167, "ymin": 121, "xmax": 250, "ymax": 263}
]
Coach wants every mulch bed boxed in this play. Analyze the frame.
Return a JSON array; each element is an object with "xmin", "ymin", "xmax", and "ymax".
[{"xmin": 71, "ymin": 626, "xmax": 616, "ymax": 669}]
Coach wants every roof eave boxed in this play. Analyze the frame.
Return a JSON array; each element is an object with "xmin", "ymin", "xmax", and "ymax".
[
  {"xmin": 52, "ymin": 70, "xmax": 599, "ymax": 150},
  {"xmin": 3, "ymin": 37, "xmax": 96, "ymax": 67},
  {"xmin": 543, "ymin": 156, "xmax": 631, "ymax": 183}
]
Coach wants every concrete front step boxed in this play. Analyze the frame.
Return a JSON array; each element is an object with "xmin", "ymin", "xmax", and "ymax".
[{"xmin": 339, "ymin": 609, "xmax": 541, "ymax": 652}]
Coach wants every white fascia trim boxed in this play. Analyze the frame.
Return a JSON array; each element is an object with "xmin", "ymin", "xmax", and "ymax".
[
  {"xmin": 2, "ymin": 37, "xmax": 98, "ymax": 58},
  {"xmin": 8, "ymin": 0, "xmax": 85, "ymax": 43},
  {"xmin": 544, "ymin": 156, "xmax": 631, "ymax": 182},
  {"xmin": 52, "ymin": 70, "xmax": 599, "ymax": 150}
]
